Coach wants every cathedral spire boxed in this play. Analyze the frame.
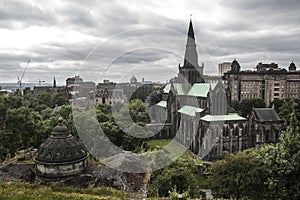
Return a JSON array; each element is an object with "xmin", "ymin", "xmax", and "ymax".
[
  {"xmin": 53, "ymin": 76, "xmax": 57, "ymax": 88},
  {"xmin": 178, "ymin": 19, "xmax": 204, "ymax": 84},
  {"xmin": 183, "ymin": 19, "xmax": 199, "ymax": 69}
]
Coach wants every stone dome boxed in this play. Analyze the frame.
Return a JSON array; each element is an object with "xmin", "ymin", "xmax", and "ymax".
[
  {"xmin": 130, "ymin": 74, "xmax": 137, "ymax": 84},
  {"xmin": 35, "ymin": 118, "xmax": 88, "ymax": 179},
  {"xmin": 289, "ymin": 61, "xmax": 296, "ymax": 72}
]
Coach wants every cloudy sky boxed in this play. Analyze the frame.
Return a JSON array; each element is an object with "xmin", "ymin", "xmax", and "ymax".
[{"xmin": 0, "ymin": 0, "xmax": 299, "ymax": 85}]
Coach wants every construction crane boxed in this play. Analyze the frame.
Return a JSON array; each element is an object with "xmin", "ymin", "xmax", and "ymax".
[
  {"xmin": 28, "ymin": 79, "xmax": 46, "ymax": 86},
  {"xmin": 17, "ymin": 59, "xmax": 30, "ymax": 88}
]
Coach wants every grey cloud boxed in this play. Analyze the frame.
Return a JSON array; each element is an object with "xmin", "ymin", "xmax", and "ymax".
[
  {"xmin": 0, "ymin": 0, "xmax": 56, "ymax": 29},
  {"xmin": 0, "ymin": 0, "xmax": 299, "ymax": 83}
]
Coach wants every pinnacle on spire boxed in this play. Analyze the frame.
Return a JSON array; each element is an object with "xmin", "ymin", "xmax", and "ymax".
[{"xmin": 187, "ymin": 18, "xmax": 195, "ymax": 40}]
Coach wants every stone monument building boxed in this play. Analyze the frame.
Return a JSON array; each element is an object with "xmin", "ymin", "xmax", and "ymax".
[{"xmin": 35, "ymin": 118, "xmax": 88, "ymax": 179}]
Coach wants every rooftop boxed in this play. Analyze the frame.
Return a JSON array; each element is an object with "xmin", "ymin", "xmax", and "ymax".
[
  {"xmin": 200, "ymin": 113, "xmax": 246, "ymax": 122},
  {"xmin": 178, "ymin": 105, "xmax": 204, "ymax": 117},
  {"xmin": 253, "ymin": 108, "xmax": 282, "ymax": 122}
]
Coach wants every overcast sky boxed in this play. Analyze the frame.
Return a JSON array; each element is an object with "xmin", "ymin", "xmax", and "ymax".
[{"xmin": 1, "ymin": 0, "xmax": 299, "ymax": 84}]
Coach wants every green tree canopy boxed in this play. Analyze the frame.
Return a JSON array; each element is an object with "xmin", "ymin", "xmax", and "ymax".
[
  {"xmin": 209, "ymin": 149, "xmax": 268, "ymax": 199},
  {"xmin": 258, "ymin": 111, "xmax": 300, "ymax": 199}
]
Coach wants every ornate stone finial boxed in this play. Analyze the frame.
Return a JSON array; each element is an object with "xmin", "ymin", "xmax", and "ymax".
[{"xmin": 58, "ymin": 117, "xmax": 64, "ymax": 125}]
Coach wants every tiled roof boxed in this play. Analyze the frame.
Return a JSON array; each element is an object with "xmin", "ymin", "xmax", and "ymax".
[{"xmin": 178, "ymin": 105, "xmax": 204, "ymax": 117}]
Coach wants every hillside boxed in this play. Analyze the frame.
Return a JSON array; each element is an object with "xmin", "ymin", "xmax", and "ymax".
[{"xmin": 0, "ymin": 182, "xmax": 128, "ymax": 200}]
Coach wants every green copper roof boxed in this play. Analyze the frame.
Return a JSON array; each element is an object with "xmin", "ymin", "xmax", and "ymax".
[
  {"xmin": 187, "ymin": 83, "xmax": 217, "ymax": 97},
  {"xmin": 178, "ymin": 105, "xmax": 204, "ymax": 117},
  {"xmin": 163, "ymin": 83, "xmax": 185, "ymax": 95},
  {"xmin": 156, "ymin": 100, "xmax": 167, "ymax": 108},
  {"xmin": 200, "ymin": 113, "xmax": 246, "ymax": 122}
]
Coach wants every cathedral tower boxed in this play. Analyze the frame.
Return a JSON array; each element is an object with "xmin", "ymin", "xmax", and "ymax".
[{"xmin": 179, "ymin": 19, "xmax": 204, "ymax": 84}]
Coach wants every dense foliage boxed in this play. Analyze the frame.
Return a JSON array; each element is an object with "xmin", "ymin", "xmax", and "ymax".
[
  {"xmin": 0, "ymin": 94, "xmax": 151, "ymax": 160},
  {"xmin": 145, "ymin": 140, "xmax": 207, "ymax": 198},
  {"xmin": 210, "ymin": 99, "xmax": 300, "ymax": 199},
  {"xmin": 0, "ymin": 93, "xmax": 70, "ymax": 161},
  {"xmin": 271, "ymin": 98, "xmax": 300, "ymax": 125},
  {"xmin": 230, "ymin": 98, "xmax": 266, "ymax": 117},
  {"xmin": 209, "ymin": 149, "xmax": 268, "ymax": 199}
]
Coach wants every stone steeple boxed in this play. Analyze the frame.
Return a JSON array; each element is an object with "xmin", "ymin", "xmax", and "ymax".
[
  {"xmin": 183, "ymin": 19, "xmax": 198, "ymax": 69},
  {"xmin": 179, "ymin": 19, "xmax": 204, "ymax": 84},
  {"xmin": 53, "ymin": 76, "xmax": 57, "ymax": 88}
]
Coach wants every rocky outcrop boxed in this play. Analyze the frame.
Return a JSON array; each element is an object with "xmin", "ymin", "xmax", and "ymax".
[
  {"xmin": 0, "ymin": 162, "xmax": 35, "ymax": 182},
  {"xmin": 0, "ymin": 151, "xmax": 151, "ymax": 199}
]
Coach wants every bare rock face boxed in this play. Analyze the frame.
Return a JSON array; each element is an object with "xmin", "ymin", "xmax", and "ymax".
[
  {"xmin": 61, "ymin": 174, "xmax": 96, "ymax": 188},
  {"xmin": 88, "ymin": 166, "xmax": 127, "ymax": 190},
  {"xmin": 0, "ymin": 163, "xmax": 35, "ymax": 182}
]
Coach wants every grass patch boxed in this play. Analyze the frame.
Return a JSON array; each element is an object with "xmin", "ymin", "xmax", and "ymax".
[
  {"xmin": 144, "ymin": 139, "xmax": 203, "ymax": 165},
  {"xmin": 0, "ymin": 182, "xmax": 127, "ymax": 200}
]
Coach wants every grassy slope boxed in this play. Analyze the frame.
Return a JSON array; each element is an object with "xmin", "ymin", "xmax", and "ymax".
[
  {"xmin": 0, "ymin": 139, "xmax": 206, "ymax": 199},
  {"xmin": 145, "ymin": 139, "xmax": 203, "ymax": 164},
  {"xmin": 0, "ymin": 182, "xmax": 127, "ymax": 200}
]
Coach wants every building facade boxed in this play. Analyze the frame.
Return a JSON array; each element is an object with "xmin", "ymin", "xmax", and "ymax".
[
  {"xmin": 224, "ymin": 61, "xmax": 300, "ymax": 106},
  {"xmin": 218, "ymin": 62, "xmax": 231, "ymax": 77},
  {"xmin": 95, "ymin": 80, "xmax": 127, "ymax": 105},
  {"xmin": 66, "ymin": 75, "xmax": 95, "ymax": 98},
  {"xmin": 23, "ymin": 76, "xmax": 68, "ymax": 99},
  {"xmin": 248, "ymin": 108, "xmax": 285, "ymax": 149}
]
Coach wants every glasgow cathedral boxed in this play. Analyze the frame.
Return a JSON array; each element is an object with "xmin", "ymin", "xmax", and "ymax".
[{"xmin": 151, "ymin": 20, "xmax": 286, "ymax": 160}]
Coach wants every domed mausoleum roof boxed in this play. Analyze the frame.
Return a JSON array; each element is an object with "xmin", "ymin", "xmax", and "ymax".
[
  {"xmin": 35, "ymin": 118, "xmax": 87, "ymax": 164},
  {"xmin": 289, "ymin": 61, "xmax": 296, "ymax": 72},
  {"xmin": 35, "ymin": 118, "xmax": 88, "ymax": 178},
  {"xmin": 231, "ymin": 59, "xmax": 241, "ymax": 73}
]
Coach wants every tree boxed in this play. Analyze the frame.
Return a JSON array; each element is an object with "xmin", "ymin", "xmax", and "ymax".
[
  {"xmin": 230, "ymin": 100, "xmax": 240, "ymax": 112},
  {"xmin": 129, "ymin": 99, "xmax": 150, "ymax": 123},
  {"xmin": 0, "ymin": 130, "xmax": 19, "ymax": 160},
  {"xmin": 258, "ymin": 111, "xmax": 300, "ymax": 199},
  {"xmin": 51, "ymin": 93, "xmax": 67, "ymax": 107},
  {"xmin": 36, "ymin": 92, "xmax": 52, "ymax": 107},
  {"xmin": 148, "ymin": 157, "xmax": 203, "ymax": 198},
  {"xmin": 278, "ymin": 99, "xmax": 298, "ymax": 126},
  {"xmin": 209, "ymin": 149, "xmax": 268, "ymax": 199},
  {"xmin": 239, "ymin": 98, "xmax": 266, "ymax": 117}
]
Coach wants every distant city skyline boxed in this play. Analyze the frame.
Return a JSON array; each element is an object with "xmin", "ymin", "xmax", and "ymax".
[{"xmin": 0, "ymin": 0, "xmax": 299, "ymax": 84}]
